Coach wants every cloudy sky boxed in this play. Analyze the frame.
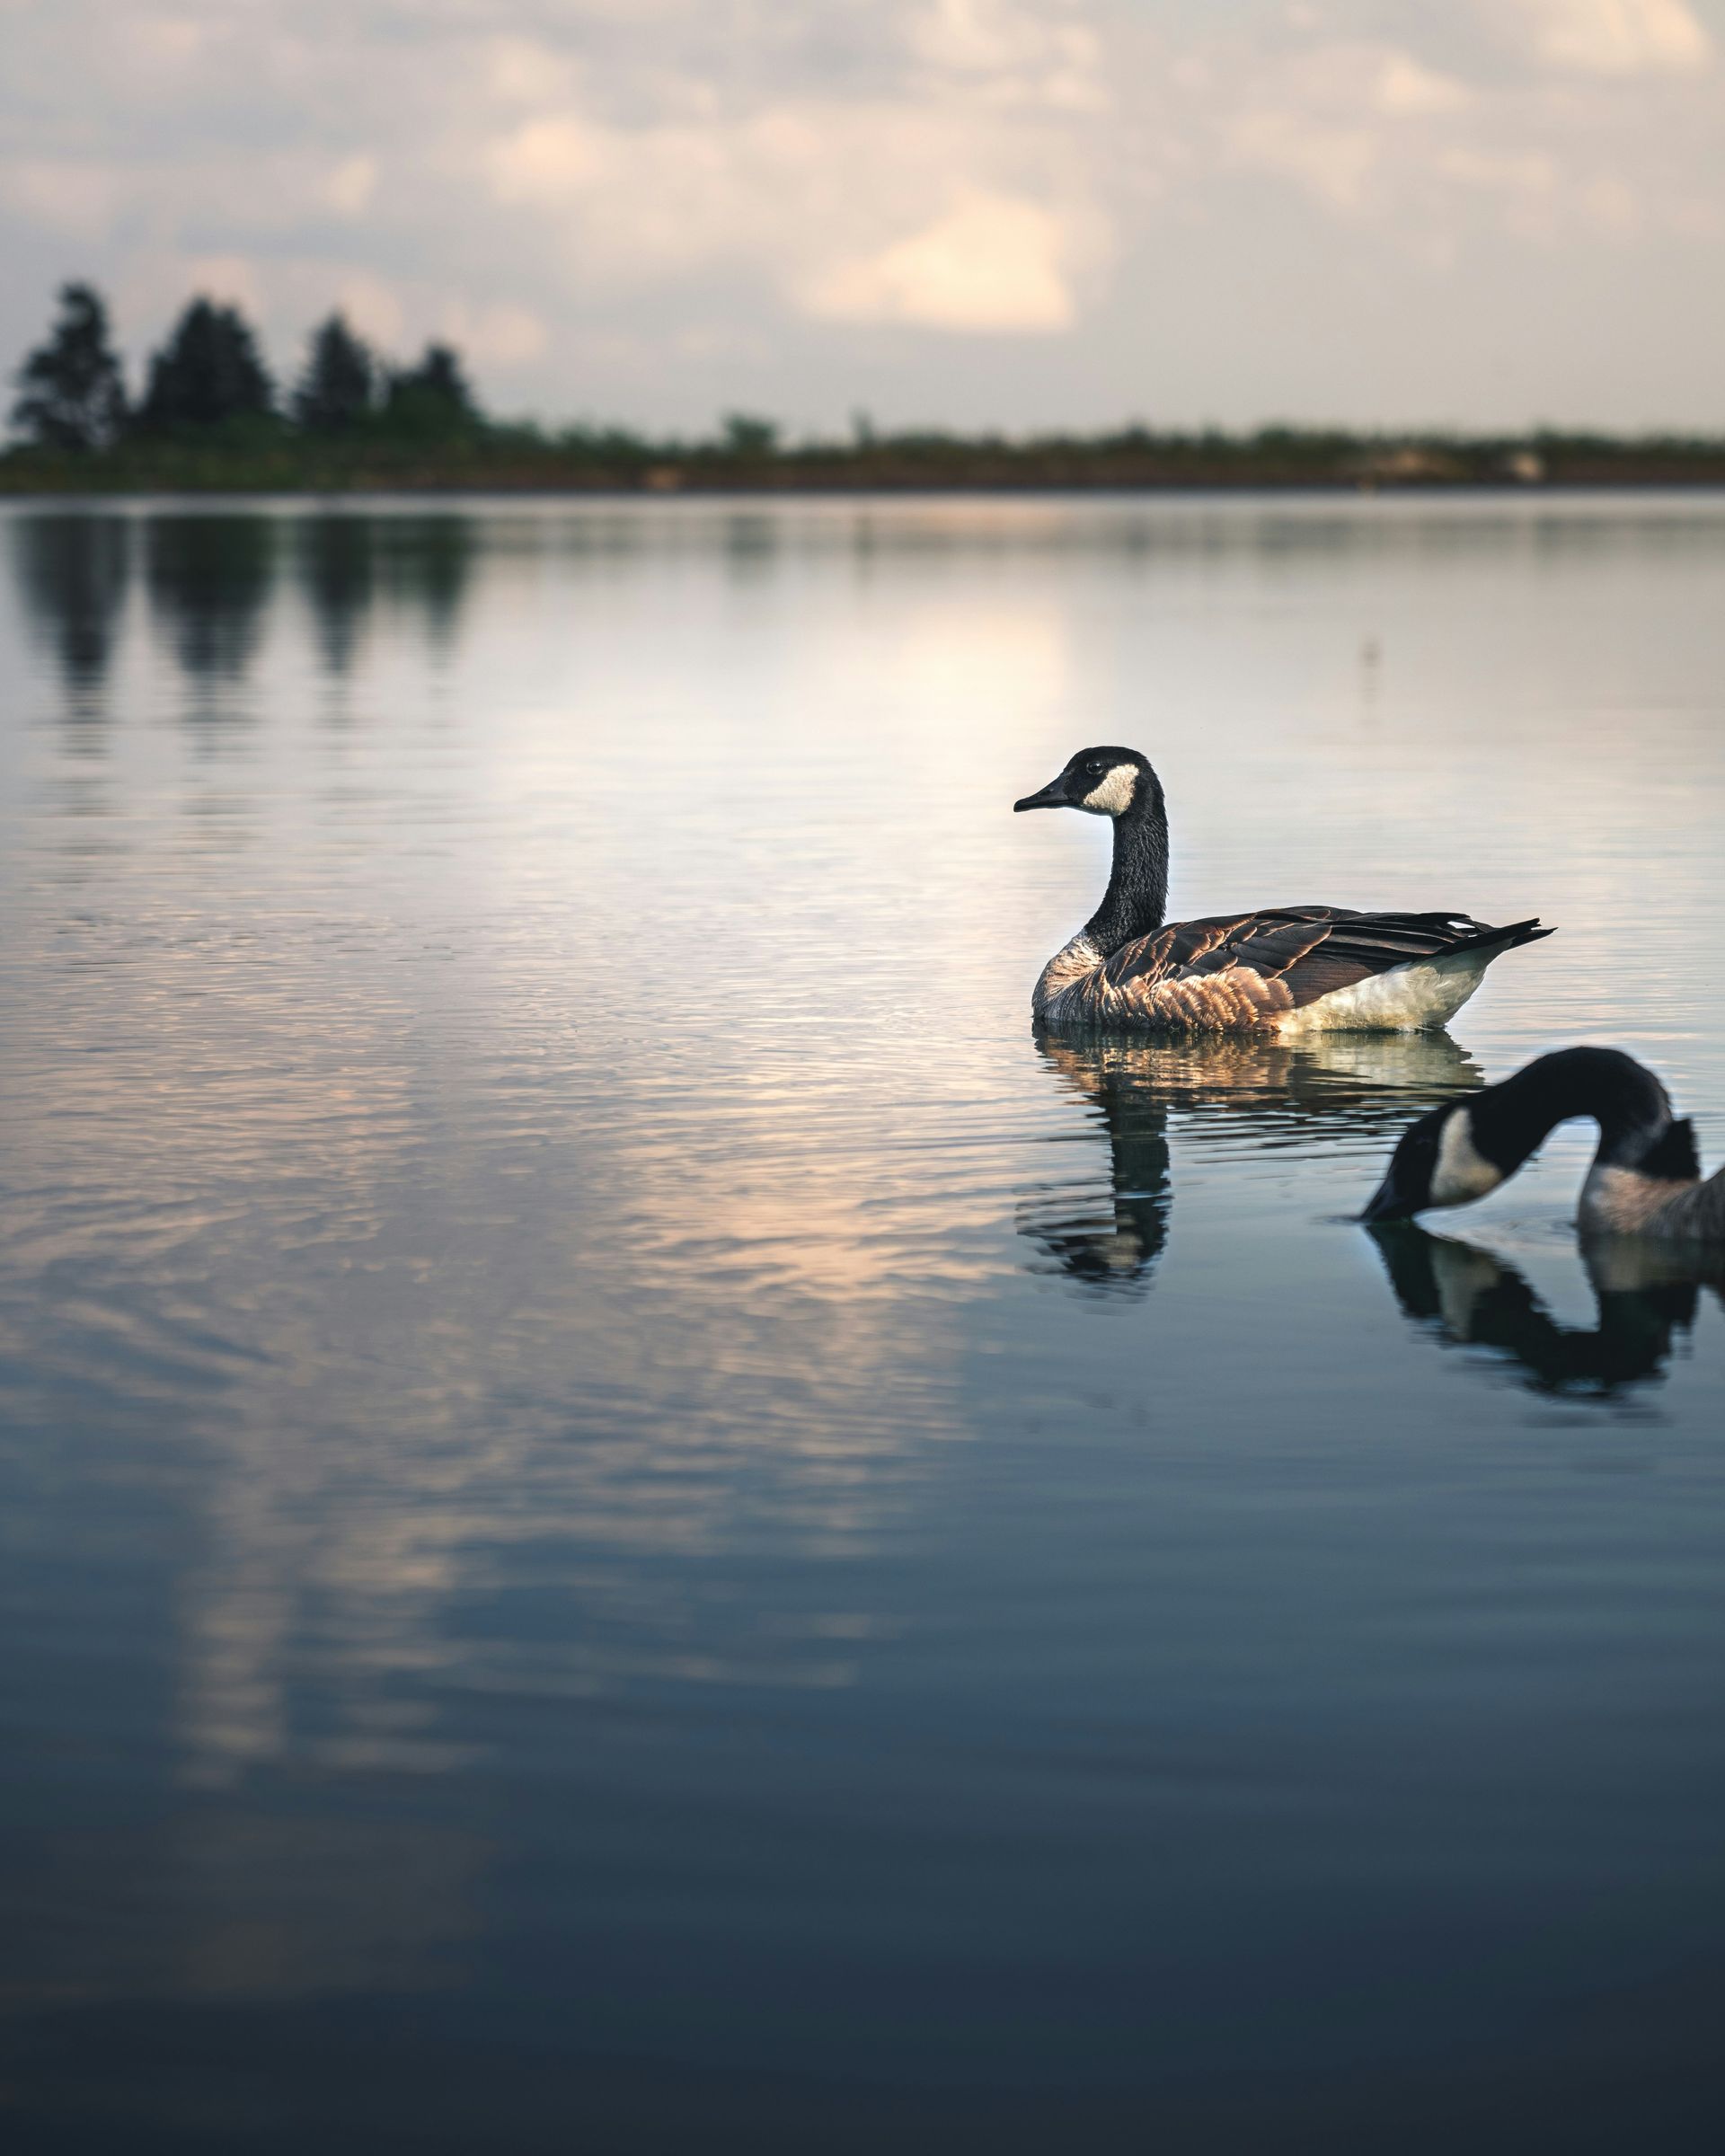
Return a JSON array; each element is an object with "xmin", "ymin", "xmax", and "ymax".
[{"xmin": 4, "ymin": 0, "xmax": 1724, "ymax": 434}]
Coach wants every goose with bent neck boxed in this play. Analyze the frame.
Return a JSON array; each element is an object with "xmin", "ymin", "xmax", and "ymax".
[
  {"xmin": 1362, "ymin": 1047, "xmax": 1725, "ymax": 1241},
  {"xmin": 1015, "ymin": 746, "xmax": 1550, "ymax": 1035}
]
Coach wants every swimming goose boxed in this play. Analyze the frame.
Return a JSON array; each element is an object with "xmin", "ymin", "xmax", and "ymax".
[
  {"xmin": 1362, "ymin": 1047, "xmax": 1725, "ymax": 1239},
  {"xmin": 1014, "ymin": 747, "xmax": 1550, "ymax": 1032}
]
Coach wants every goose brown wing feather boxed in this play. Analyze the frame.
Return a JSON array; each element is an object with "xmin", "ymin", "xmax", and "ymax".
[
  {"xmin": 1099, "ymin": 906, "xmax": 1341, "ymax": 989},
  {"xmin": 1100, "ymin": 906, "xmax": 1548, "ymax": 1013}
]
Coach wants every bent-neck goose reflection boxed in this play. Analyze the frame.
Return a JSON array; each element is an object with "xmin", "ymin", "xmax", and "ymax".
[
  {"xmin": 1022, "ymin": 1030, "xmax": 1482, "ymax": 1294},
  {"xmin": 1368, "ymin": 1224, "xmax": 1725, "ymax": 1399}
]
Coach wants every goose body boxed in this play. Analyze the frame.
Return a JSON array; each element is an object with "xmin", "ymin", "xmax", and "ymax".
[
  {"xmin": 1015, "ymin": 748, "xmax": 1549, "ymax": 1034},
  {"xmin": 1362, "ymin": 1047, "xmax": 1725, "ymax": 1241}
]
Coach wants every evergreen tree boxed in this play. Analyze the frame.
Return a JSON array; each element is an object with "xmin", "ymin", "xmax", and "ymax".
[
  {"xmin": 721, "ymin": 412, "xmax": 779, "ymax": 456},
  {"xmin": 293, "ymin": 314, "xmax": 376, "ymax": 432},
  {"xmin": 384, "ymin": 342, "xmax": 481, "ymax": 436},
  {"xmin": 137, "ymin": 297, "xmax": 274, "ymax": 430},
  {"xmin": 10, "ymin": 283, "xmax": 128, "ymax": 451}
]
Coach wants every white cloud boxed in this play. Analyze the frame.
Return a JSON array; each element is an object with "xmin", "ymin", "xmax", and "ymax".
[
  {"xmin": 485, "ymin": 37, "xmax": 582, "ymax": 109},
  {"xmin": 1433, "ymin": 146, "xmax": 1562, "ymax": 240},
  {"xmin": 907, "ymin": 0, "xmax": 1057, "ymax": 75},
  {"xmin": 1216, "ymin": 27, "xmax": 1715, "ymax": 246},
  {"xmin": 1226, "ymin": 109, "xmax": 1380, "ymax": 211},
  {"xmin": 334, "ymin": 269, "xmax": 403, "ymax": 347},
  {"xmin": 1495, "ymin": 0, "xmax": 1712, "ymax": 77},
  {"xmin": 801, "ymin": 190, "xmax": 1081, "ymax": 332},
  {"xmin": 325, "ymin": 155, "xmax": 377, "ymax": 216},
  {"xmin": 2, "ymin": 158, "xmax": 119, "ymax": 237},
  {"xmin": 488, "ymin": 117, "xmax": 600, "ymax": 204},
  {"xmin": 1223, "ymin": 44, "xmax": 1468, "ymax": 212},
  {"xmin": 482, "ymin": 84, "xmax": 1106, "ymax": 336},
  {"xmin": 905, "ymin": 0, "xmax": 1107, "ymax": 109},
  {"xmin": 439, "ymin": 299, "xmax": 548, "ymax": 368},
  {"xmin": 1374, "ymin": 54, "xmax": 1472, "ymax": 115},
  {"xmin": 122, "ymin": 13, "xmax": 210, "ymax": 72}
]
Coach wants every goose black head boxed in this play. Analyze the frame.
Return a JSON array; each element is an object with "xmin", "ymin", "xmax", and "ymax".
[
  {"xmin": 1014, "ymin": 747, "xmax": 1148, "ymax": 819},
  {"xmin": 1361, "ymin": 1101, "xmax": 1505, "ymax": 1223}
]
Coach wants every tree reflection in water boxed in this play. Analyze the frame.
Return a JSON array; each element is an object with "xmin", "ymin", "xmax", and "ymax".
[
  {"xmin": 8, "ymin": 510, "xmax": 130, "ymax": 743},
  {"xmin": 144, "ymin": 513, "xmax": 275, "ymax": 692},
  {"xmin": 295, "ymin": 510, "xmax": 376, "ymax": 680},
  {"xmin": 1022, "ymin": 1029, "xmax": 1482, "ymax": 1293},
  {"xmin": 1368, "ymin": 1224, "xmax": 1725, "ymax": 1400}
]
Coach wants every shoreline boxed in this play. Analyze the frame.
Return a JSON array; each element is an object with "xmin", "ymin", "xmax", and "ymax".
[
  {"xmin": 10, "ymin": 435, "xmax": 1725, "ymax": 500},
  {"xmin": 11, "ymin": 474, "xmax": 1725, "ymax": 502}
]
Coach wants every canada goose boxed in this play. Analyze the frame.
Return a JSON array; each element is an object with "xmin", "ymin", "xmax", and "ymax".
[
  {"xmin": 1362, "ymin": 1047, "xmax": 1725, "ymax": 1239},
  {"xmin": 1014, "ymin": 747, "xmax": 1550, "ymax": 1031}
]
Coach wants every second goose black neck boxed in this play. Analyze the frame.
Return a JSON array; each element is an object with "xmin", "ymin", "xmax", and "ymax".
[
  {"xmin": 1085, "ymin": 767, "xmax": 1169, "ymax": 956},
  {"xmin": 1470, "ymin": 1047, "xmax": 1696, "ymax": 1181}
]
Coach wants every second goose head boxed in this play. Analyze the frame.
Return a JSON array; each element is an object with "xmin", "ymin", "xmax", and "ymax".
[{"xmin": 1359, "ymin": 1100, "xmax": 1506, "ymax": 1223}]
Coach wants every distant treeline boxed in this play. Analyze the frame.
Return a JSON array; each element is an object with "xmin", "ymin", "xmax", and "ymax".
[{"xmin": 8, "ymin": 280, "xmax": 1725, "ymax": 494}]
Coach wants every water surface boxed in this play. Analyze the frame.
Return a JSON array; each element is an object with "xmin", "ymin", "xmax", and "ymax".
[{"xmin": 3, "ymin": 494, "xmax": 1724, "ymax": 2152}]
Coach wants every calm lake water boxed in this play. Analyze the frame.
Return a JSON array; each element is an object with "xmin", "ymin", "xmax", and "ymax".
[{"xmin": 2, "ymin": 494, "xmax": 1724, "ymax": 2152}]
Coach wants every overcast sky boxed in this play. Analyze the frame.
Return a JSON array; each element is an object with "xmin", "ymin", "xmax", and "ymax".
[{"xmin": 4, "ymin": 0, "xmax": 1724, "ymax": 434}]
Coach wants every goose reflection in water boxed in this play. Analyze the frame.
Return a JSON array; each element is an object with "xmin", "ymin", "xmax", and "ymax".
[
  {"xmin": 1368, "ymin": 1224, "xmax": 1725, "ymax": 1400},
  {"xmin": 1022, "ymin": 1029, "xmax": 1482, "ymax": 1292}
]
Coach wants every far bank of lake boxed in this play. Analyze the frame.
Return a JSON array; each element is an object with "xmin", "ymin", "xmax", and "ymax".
[{"xmin": 8, "ymin": 424, "xmax": 1725, "ymax": 496}]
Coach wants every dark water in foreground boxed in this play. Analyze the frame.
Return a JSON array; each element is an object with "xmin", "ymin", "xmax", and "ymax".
[{"xmin": 2, "ymin": 495, "xmax": 1724, "ymax": 2152}]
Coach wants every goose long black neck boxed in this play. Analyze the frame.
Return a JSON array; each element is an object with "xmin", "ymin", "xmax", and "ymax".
[
  {"xmin": 1470, "ymin": 1047, "xmax": 1695, "ymax": 1181},
  {"xmin": 1084, "ymin": 768, "xmax": 1169, "ymax": 955}
]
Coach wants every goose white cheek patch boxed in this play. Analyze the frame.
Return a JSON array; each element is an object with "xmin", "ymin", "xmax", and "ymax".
[
  {"xmin": 1081, "ymin": 765, "xmax": 1137, "ymax": 815},
  {"xmin": 1429, "ymin": 1111, "xmax": 1504, "ymax": 1207}
]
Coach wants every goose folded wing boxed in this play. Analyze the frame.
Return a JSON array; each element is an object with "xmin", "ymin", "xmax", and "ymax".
[
  {"xmin": 1102, "ymin": 906, "xmax": 1517, "ymax": 1007},
  {"xmin": 1265, "ymin": 910, "xmax": 1535, "ymax": 1009},
  {"xmin": 1100, "ymin": 906, "xmax": 1346, "ymax": 993}
]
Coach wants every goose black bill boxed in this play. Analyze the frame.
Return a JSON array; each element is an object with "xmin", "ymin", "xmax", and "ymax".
[
  {"xmin": 1359, "ymin": 1175, "xmax": 1416, "ymax": 1224},
  {"xmin": 1013, "ymin": 776, "xmax": 1069, "ymax": 812}
]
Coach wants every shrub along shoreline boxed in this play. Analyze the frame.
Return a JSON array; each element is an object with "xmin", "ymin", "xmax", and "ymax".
[{"xmin": 8, "ymin": 426, "xmax": 1725, "ymax": 496}]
